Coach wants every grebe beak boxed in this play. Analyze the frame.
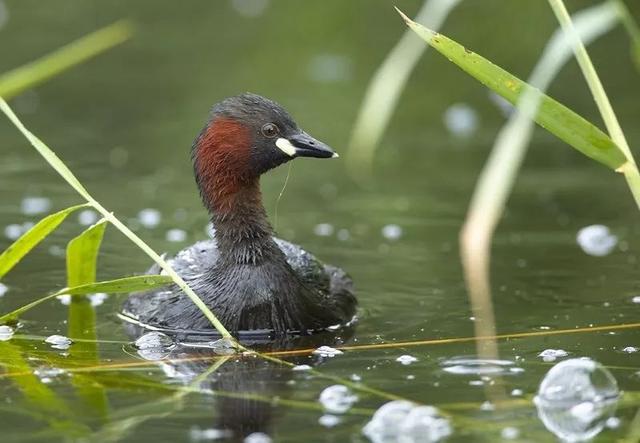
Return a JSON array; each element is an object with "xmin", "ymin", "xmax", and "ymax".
[{"xmin": 276, "ymin": 131, "xmax": 338, "ymax": 159}]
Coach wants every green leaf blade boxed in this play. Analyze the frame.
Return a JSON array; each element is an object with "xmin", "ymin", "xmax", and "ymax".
[
  {"xmin": 66, "ymin": 219, "xmax": 107, "ymax": 288},
  {"xmin": 396, "ymin": 9, "xmax": 628, "ymax": 170},
  {"xmin": 0, "ymin": 204, "xmax": 88, "ymax": 279}
]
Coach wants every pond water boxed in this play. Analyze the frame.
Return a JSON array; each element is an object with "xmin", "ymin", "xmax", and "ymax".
[{"xmin": 1, "ymin": 1, "xmax": 640, "ymax": 442}]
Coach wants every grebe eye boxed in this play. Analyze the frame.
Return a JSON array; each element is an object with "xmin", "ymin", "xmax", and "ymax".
[{"xmin": 261, "ymin": 123, "xmax": 279, "ymax": 138}]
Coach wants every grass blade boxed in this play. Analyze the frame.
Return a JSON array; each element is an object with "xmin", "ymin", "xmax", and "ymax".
[
  {"xmin": 66, "ymin": 220, "xmax": 107, "ymax": 288},
  {"xmin": 66, "ymin": 220, "xmax": 109, "ymax": 420},
  {"xmin": 0, "ymin": 21, "xmax": 133, "ymax": 100},
  {"xmin": 395, "ymin": 8, "xmax": 628, "ymax": 170},
  {"xmin": 0, "ymin": 275, "xmax": 172, "ymax": 323},
  {"xmin": 613, "ymin": 0, "xmax": 640, "ymax": 73},
  {"xmin": 0, "ymin": 204, "xmax": 88, "ymax": 278},
  {"xmin": 346, "ymin": 0, "xmax": 462, "ymax": 179}
]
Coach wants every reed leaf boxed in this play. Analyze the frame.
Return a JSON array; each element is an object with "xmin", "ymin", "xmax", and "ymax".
[
  {"xmin": 395, "ymin": 8, "xmax": 628, "ymax": 171},
  {"xmin": 0, "ymin": 204, "xmax": 88, "ymax": 279},
  {"xmin": 66, "ymin": 220, "xmax": 107, "ymax": 288},
  {"xmin": 0, "ymin": 275, "xmax": 172, "ymax": 323},
  {"xmin": 613, "ymin": 0, "xmax": 640, "ymax": 72},
  {"xmin": 0, "ymin": 21, "xmax": 133, "ymax": 100}
]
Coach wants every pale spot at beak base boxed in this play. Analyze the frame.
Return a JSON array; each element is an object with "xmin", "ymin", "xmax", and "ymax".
[{"xmin": 276, "ymin": 137, "xmax": 296, "ymax": 157}]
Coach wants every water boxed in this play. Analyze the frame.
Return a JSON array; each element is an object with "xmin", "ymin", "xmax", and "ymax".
[{"xmin": 1, "ymin": 1, "xmax": 640, "ymax": 441}]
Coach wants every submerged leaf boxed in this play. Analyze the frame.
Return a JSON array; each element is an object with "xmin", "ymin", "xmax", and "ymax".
[
  {"xmin": 395, "ymin": 8, "xmax": 628, "ymax": 170},
  {"xmin": 0, "ymin": 275, "xmax": 172, "ymax": 323},
  {"xmin": 0, "ymin": 204, "xmax": 88, "ymax": 279}
]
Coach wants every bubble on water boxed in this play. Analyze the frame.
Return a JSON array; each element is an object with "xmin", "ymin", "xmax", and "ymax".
[
  {"xmin": 501, "ymin": 427, "xmax": 520, "ymax": 439},
  {"xmin": 0, "ymin": 283, "xmax": 8, "ymax": 297},
  {"xmin": 314, "ymin": 223, "xmax": 334, "ymax": 237},
  {"xmin": 632, "ymin": 296, "xmax": 640, "ymax": 304},
  {"xmin": 21, "ymin": 196, "xmax": 51, "ymax": 215},
  {"xmin": 0, "ymin": 325, "xmax": 14, "ymax": 341},
  {"xmin": 605, "ymin": 417, "xmax": 621, "ymax": 429},
  {"xmin": 443, "ymin": 103, "xmax": 478, "ymax": 138},
  {"xmin": 351, "ymin": 374, "xmax": 362, "ymax": 382},
  {"xmin": 480, "ymin": 401, "xmax": 495, "ymax": 411},
  {"xmin": 622, "ymin": 346, "xmax": 638, "ymax": 353},
  {"xmin": 538, "ymin": 349, "xmax": 569, "ymax": 362},
  {"xmin": 243, "ymin": 432, "xmax": 272, "ymax": 443},
  {"xmin": 56, "ymin": 294, "xmax": 71, "ymax": 305},
  {"xmin": 381, "ymin": 224, "xmax": 402, "ymax": 241},
  {"xmin": 336, "ymin": 228, "xmax": 350, "ymax": 241},
  {"xmin": 511, "ymin": 389, "xmax": 524, "ymax": 397},
  {"xmin": 576, "ymin": 225, "xmax": 618, "ymax": 257},
  {"xmin": 441, "ymin": 357, "xmax": 517, "ymax": 375},
  {"xmin": 292, "ymin": 364, "xmax": 312, "ymax": 371},
  {"xmin": 189, "ymin": 426, "xmax": 232, "ymax": 441},
  {"xmin": 319, "ymin": 414, "xmax": 341, "ymax": 428},
  {"xmin": 4, "ymin": 224, "xmax": 23, "ymax": 240},
  {"xmin": 363, "ymin": 400, "xmax": 451, "ymax": 443},
  {"xmin": 307, "ymin": 53, "xmax": 352, "ymax": 83},
  {"xmin": 48, "ymin": 245, "xmax": 65, "ymax": 257},
  {"xmin": 313, "ymin": 345, "xmax": 343, "ymax": 357},
  {"xmin": 134, "ymin": 332, "xmax": 175, "ymax": 360},
  {"xmin": 89, "ymin": 293, "xmax": 108, "ymax": 307},
  {"xmin": 231, "ymin": 0, "xmax": 269, "ymax": 18},
  {"xmin": 33, "ymin": 366, "xmax": 66, "ymax": 384},
  {"xmin": 45, "ymin": 334, "xmax": 73, "ymax": 350},
  {"xmin": 77, "ymin": 209, "xmax": 99, "ymax": 226},
  {"xmin": 137, "ymin": 208, "xmax": 161, "ymax": 228},
  {"xmin": 319, "ymin": 385, "xmax": 358, "ymax": 413},
  {"xmin": 534, "ymin": 358, "xmax": 619, "ymax": 442},
  {"xmin": 166, "ymin": 228, "xmax": 187, "ymax": 242},
  {"xmin": 396, "ymin": 355, "xmax": 418, "ymax": 365}
]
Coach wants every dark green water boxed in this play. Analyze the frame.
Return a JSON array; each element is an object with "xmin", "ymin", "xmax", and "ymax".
[{"xmin": 1, "ymin": 0, "xmax": 640, "ymax": 441}]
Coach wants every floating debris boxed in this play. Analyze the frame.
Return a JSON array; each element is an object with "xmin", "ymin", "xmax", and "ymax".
[
  {"xmin": 77, "ymin": 209, "xmax": 99, "ymax": 226},
  {"xmin": 534, "ymin": 358, "xmax": 619, "ymax": 442},
  {"xmin": 318, "ymin": 414, "xmax": 341, "ymax": 428},
  {"xmin": 319, "ymin": 385, "xmax": 358, "ymax": 414},
  {"xmin": 363, "ymin": 400, "xmax": 451, "ymax": 443},
  {"xmin": 20, "ymin": 196, "xmax": 51, "ymax": 215},
  {"xmin": 313, "ymin": 223, "xmax": 334, "ymax": 237},
  {"xmin": 137, "ymin": 208, "xmax": 161, "ymax": 228},
  {"xmin": 243, "ymin": 432, "xmax": 272, "ymax": 443},
  {"xmin": 166, "ymin": 228, "xmax": 187, "ymax": 242},
  {"xmin": 576, "ymin": 225, "xmax": 618, "ymax": 257},
  {"xmin": 44, "ymin": 334, "xmax": 73, "ymax": 350},
  {"xmin": 0, "ymin": 283, "xmax": 7, "ymax": 297},
  {"xmin": 443, "ymin": 103, "xmax": 478, "ymax": 138},
  {"xmin": 313, "ymin": 345, "xmax": 343, "ymax": 357},
  {"xmin": 381, "ymin": 224, "xmax": 403, "ymax": 241},
  {"xmin": 538, "ymin": 349, "xmax": 569, "ymax": 362},
  {"xmin": 0, "ymin": 325, "xmax": 14, "ymax": 341},
  {"xmin": 396, "ymin": 355, "xmax": 418, "ymax": 365},
  {"xmin": 292, "ymin": 364, "xmax": 312, "ymax": 371}
]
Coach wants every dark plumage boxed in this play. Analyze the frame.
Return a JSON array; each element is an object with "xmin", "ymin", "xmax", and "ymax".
[{"xmin": 121, "ymin": 93, "xmax": 357, "ymax": 336}]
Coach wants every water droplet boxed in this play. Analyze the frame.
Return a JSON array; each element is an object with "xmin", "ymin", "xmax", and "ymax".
[
  {"xmin": 538, "ymin": 349, "xmax": 569, "ymax": 362},
  {"xmin": 292, "ymin": 364, "xmax": 312, "ymax": 371},
  {"xmin": 381, "ymin": 224, "xmax": 403, "ymax": 241},
  {"xmin": 534, "ymin": 358, "xmax": 619, "ymax": 442},
  {"xmin": 318, "ymin": 414, "xmax": 341, "ymax": 428},
  {"xmin": 313, "ymin": 223, "xmax": 334, "ymax": 237},
  {"xmin": 20, "ymin": 196, "xmax": 51, "ymax": 215},
  {"xmin": 137, "ymin": 208, "xmax": 161, "ymax": 228},
  {"xmin": 396, "ymin": 355, "xmax": 418, "ymax": 365},
  {"xmin": 77, "ymin": 209, "xmax": 98, "ymax": 226},
  {"xmin": 441, "ymin": 357, "xmax": 517, "ymax": 375},
  {"xmin": 231, "ymin": 0, "xmax": 269, "ymax": 18},
  {"xmin": 44, "ymin": 334, "xmax": 73, "ymax": 350},
  {"xmin": 443, "ymin": 103, "xmax": 478, "ymax": 138},
  {"xmin": 0, "ymin": 283, "xmax": 8, "ymax": 297},
  {"xmin": 363, "ymin": 400, "xmax": 451, "ymax": 442},
  {"xmin": 243, "ymin": 432, "xmax": 272, "ymax": 443},
  {"xmin": 576, "ymin": 225, "xmax": 617, "ymax": 257},
  {"xmin": 0, "ymin": 325, "xmax": 14, "ymax": 341},
  {"xmin": 166, "ymin": 228, "xmax": 187, "ymax": 242},
  {"xmin": 134, "ymin": 332, "xmax": 175, "ymax": 360},
  {"xmin": 312, "ymin": 345, "xmax": 343, "ymax": 357},
  {"xmin": 319, "ymin": 385, "xmax": 358, "ymax": 413}
]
